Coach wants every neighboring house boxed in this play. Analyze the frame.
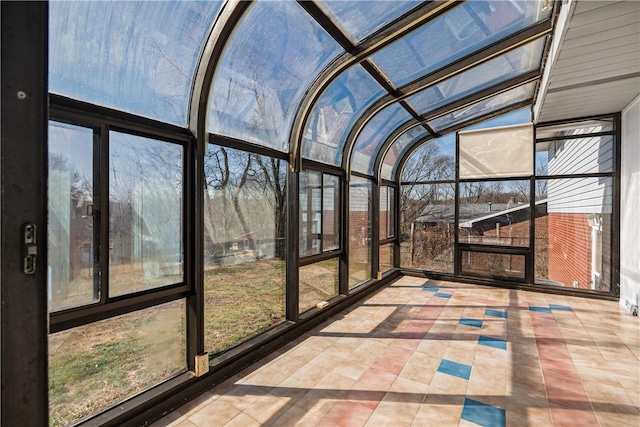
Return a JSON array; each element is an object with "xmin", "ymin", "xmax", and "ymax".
[{"xmin": 543, "ymin": 125, "xmax": 614, "ymax": 290}]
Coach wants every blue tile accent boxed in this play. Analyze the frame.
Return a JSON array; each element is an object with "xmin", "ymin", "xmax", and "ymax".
[
  {"xmin": 434, "ymin": 292, "xmax": 452, "ymax": 298},
  {"xmin": 460, "ymin": 318, "xmax": 483, "ymax": 328},
  {"xmin": 549, "ymin": 304, "xmax": 573, "ymax": 311},
  {"xmin": 478, "ymin": 336, "xmax": 507, "ymax": 350},
  {"xmin": 422, "ymin": 286, "xmax": 439, "ymax": 292},
  {"xmin": 485, "ymin": 309, "xmax": 507, "ymax": 318},
  {"xmin": 461, "ymin": 398, "xmax": 505, "ymax": 427},
  {"xmin": 437, "ymin": 359, "xmax": 472, "ymax": 380},
  {"xmin": 528, "ymin": 305, "xmax": 552, "ymax": 313}
]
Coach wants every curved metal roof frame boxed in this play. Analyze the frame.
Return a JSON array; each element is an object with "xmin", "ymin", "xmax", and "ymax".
[
  {"xmin": 189, "ymin": 0, "xmax": 249, "ymax": 155},
  {"xmin": 342, "ymin": 22, "xmax": 554, "ymax": 177},
  {"xmin": 288, "ymin": 0, "xmax": 458, "ymax": 170},
  {"xmin": 190, "ymin": 0, "xmax": 556, "ymax": 178}
]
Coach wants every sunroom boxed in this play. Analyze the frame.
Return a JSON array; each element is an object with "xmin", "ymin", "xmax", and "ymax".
[{"xmin": 1, "ymin": 1, "xmax": 639, "ymax": 426}]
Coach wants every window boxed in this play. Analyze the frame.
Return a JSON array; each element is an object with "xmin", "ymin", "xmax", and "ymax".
[
  {"xmin": 461, "ymin": 251, "xmax": 526, "ymax": 280},
  {"xmin": 203, "ymin": 145, "xmax": 287, "ymax": 353},
  {"xmin": 48, "ymin": 122, "xmax": 186, "ymax": 312},
  {"xmin": 534, "ymin": 118, "xmax": 616, "ymax": 293},
  {"xmin": 299, "ymin": 259, "xmax": 339, "ymax": 313},
  {"xmin": 49, "ymin": 300, "xmax": 186, "ymax": 426},
  {"xmin": 349, "ymin": 176, "xmax": 372, "ymax": 288},
  {"xmin": 47, "ymin": 119, "xmax": 188, "ymax": 426},
  {"xmin": 380, "ymin": 243, "xmax": 394, "ymax": 273},
  {"xmin": 458, "ymin": 180, "xmax": 531, "ymax": 248},
  {"xmin": 48, "ymin": 122, "xmax": 97, "ymax": 311},
  {"xmin": 400, "ymin": 183, "xmax": 455, "ymax": 273},
  {"xmin": 534, "ymin": 178, "xmax": 613, "ymax": 291},
  {"xmin": 109, "ymin": 131, "xmax": 184, "ymax": 297},
  {"xmin": 299, "ymin": 169, "xmax": 341, "ymax": 257},
  {"xmin": 379, "ymin": 186, "xmax": 395, "ymax": 240}
]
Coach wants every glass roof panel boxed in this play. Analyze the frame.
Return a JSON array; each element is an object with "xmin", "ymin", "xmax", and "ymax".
[
  {"xmin": 381, "ymin": 125, "xmax": 428, "ymax": 180},
  {"xmin": 351, "ymin": 103, "xmax": 413, "ymax": 175},
  {"xmin": 49, "ymin": 1, "xmax": 221, "ymax": 126},
  {"xmin": 315, "ymin": 0, "xmax": 422, "ymax": 44},
  {"xmin": 428, "ymin": 81, "xmax": 537, "ymax": 132},
  {"xmin": 406, "ymin": 37, "xmax": 546, "ymax": 115},
  {"xmin": 400, "ymin": 134, "xmax": 456, "ymax": 182},
  {"xmin": 370, "ymin": 0, "xmax": 550, "ymax": 87},
  {"xmin": 208, "ymin": 1, "xmax": 342, "ymax": 152},
  {"xmin": 303, "ymin": 64, "xmax": 385, "ymax": 166},
  {"xmin": 464, "ymin": 107, "xmax": 531, "ymax": 131}
]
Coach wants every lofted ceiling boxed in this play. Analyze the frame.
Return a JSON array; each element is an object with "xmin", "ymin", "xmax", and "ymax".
[{"xmin": 535, "ymin": 0, "xmax": 640, "ymax": 123}]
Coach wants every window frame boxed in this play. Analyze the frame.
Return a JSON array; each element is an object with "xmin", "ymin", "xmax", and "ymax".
[
  {"xmin": 299, "ymin": 164, "xmax": 343, "ymax": 264},
  {"xmin": 49, "ymin": 96, "xmax": 192, "ymax": 333},
  {"xmin": 379, "ymin": 183, "xmax": 396, "ymax": 244}
]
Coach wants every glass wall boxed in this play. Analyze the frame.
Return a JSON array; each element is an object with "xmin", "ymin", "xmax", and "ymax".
[
  {"xmin": 299, "ymin": 169, "xmax": 341, "ymax": 256},
  {"xmin": 397, "ymin": 112, "xmax": 617, "ymax": 294},
  {"xmin": 48, "ymin": 122, "xmax": 97, "ymax": 311},
  {"xmin": 49, "ymin": 300, "xmax": 186, "ymax": 427},
  {"xmin": 203, "ymin": 145, "xmax": 287, "ymax": 354},
  {"xmin": 299, "ymin": 259, "xmax": 339, "ymax": 313},
  {"xmin": 400, "ymin": 183, "xmax": 455, "ymax": 273},
  {"xmin": 400, "ymin": 134, "xmax": 456, "ymax": 272},
  {"xmin": 109, "ymin": 131, "xmax": 184, "ymax": 296},
  {"xmin": 458, "ymin": 180, "xmax": 530, "ymax": 247},
  {"xmin": 534, "ymin": 120, "xmax": 616, "ymax": 291},
  {"xmin": 379, "ymin": 186, "xmax": 395, "ymax": 241},
  {"xmin": 379, "ymin": 243, "xmax": 394, "ymax": 273},
  {"xmin": 47, "ymin": 118, "xmax": 189, "ymax": 427},
  {"xmin": 349, "ymin": 176, "xmax": 372, "ymax": 288}
]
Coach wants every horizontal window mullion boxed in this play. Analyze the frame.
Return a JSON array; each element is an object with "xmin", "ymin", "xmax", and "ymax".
[
  {"xmin": 50, "ymin": 94, "xmax": 193, "ymax": 142},
  {"xmin": 400, "ymin": 179, "xmax": 455, "ymax": 186},
  {"xmin": 49, "ymin": 284, "xmax": 190, "ymax": 333},
  {"xmin": 299, "ymin": 250, "xmax": 342, "ymax": 266},
  {"xmin": 457, "ymin": 243, "xmax": 529, "ymax": 255},
  {"xmin": 535, "ymin": 130, "xmax": 614, "ymax": 143},
  {"xmin": 380, "ymin": 237, "xmax": 395, "ymax": 245},
  {"xmin": 535, "ymin": 172, "xmax": 615, "ymax": 180}
]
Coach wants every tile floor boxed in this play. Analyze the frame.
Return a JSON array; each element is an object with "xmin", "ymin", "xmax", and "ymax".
[{"xmin": 152, "ymin": 277, "xmax": 640, "ymax": 427}]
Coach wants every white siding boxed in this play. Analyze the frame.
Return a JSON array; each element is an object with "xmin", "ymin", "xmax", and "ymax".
[
  {"xmin": 547, "ymin": 135, "xmax": 614, "ymax": 175},
  {"xmin": 547, "ymin": 177, "xmax": 613, "ymax": 214},
  {"xmin": 620, "ymin": 95, "xmax": 640, "ymax": 312}
]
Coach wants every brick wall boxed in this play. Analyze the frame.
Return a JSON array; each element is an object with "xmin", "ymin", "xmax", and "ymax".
[{"xmin": 547, "ymin": 213, "xmax": 592, "ymax": 289}]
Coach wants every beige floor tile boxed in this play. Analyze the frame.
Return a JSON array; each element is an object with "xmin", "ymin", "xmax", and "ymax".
[
  {"xmin": 263, "ymin": 354, "xmax": 309, "ymax": 377},
  {"xmin": 428, "ymin": 372, "xmax": 469, "ymax": 395},
  {"xmin": 398, "ymin": 352, "xmax": 439, "ymax": 386},
  {"xmin": 242, "ymin": 366, "xmax": 288, "ymax": 387},
  {"xmin": 154, "ymin": 282, "xmax": 639, "ymax": 427},
  {"xmin": 330, "ymin": 359, "xmax": 369, "ymax": 381},
  {"xmin": 187, "ymin": 399, "xmax": 242, "ymax": 427},
  {"xmin": 217, "ymin": 384, "xmax": 268, "ymax": 411},
  {"xmin": 222, "ymin": 412, "xmax": 262, "ymax": 427},
  {"xmin": 177, "ymin": 391, "xmax": 219, "ymax": 418},
  {"xmin": 314, "ymin": 371, "xmax": 357, "ymax": 396},
  {"xmin": 242, "ymin": 392, "xmax": 295, "ymax": 424},
  {"xmin": 364, "ymin": 397, "xmax": 419, "ymax": 426}
]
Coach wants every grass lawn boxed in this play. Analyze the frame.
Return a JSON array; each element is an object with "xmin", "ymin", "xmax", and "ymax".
[
  {"xmin": 204, "ymin": 258, "xmax": 286, "ymax": 354},
  {"xmin": 49, "ymin": 301, "xmax": 185, "ymax": 427}
]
